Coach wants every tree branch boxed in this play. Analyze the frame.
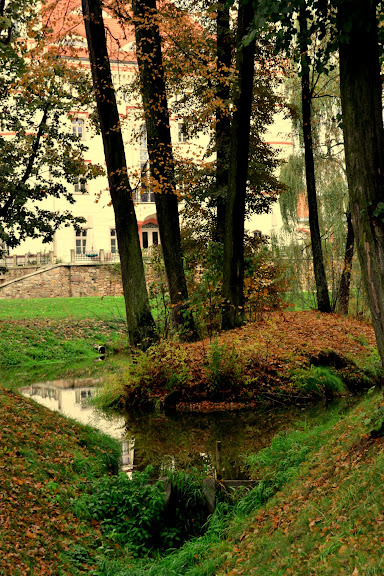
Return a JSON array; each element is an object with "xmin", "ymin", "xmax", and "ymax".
[{"xmin": 0, "ymin": 104, "xmax": 50, "ymax": 219}]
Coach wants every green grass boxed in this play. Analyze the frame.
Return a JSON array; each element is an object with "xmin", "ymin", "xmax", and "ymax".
[
  {"xmin": 0, "ymin": 386, "xmax": 121, "ymax": 575},
  {"xmin": 93, "ymin": 392, "xmax": 384, "ymax": 576},
  {"xmin": 0, "ymin": 296, "xmax": 130, "ymax": 368},
  {"xmin": 0, "ymin": 295, "xmax": 169, "ymax": 369},
  {"xmin": 0, "ymin": 295, "xmax": 127, "ymax": 320}
]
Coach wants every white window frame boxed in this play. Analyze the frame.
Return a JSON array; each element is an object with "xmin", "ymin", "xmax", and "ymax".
[
  {"xmin": 74, "ymin": 176, "xmax": 88, "ymax": 194},
  {"xmin": 110, "ymin": 228, "xmax": 118, "ymax": 254},
  {"xmin": 72, "ymin": 118, "xmax": 85, "ymax": 139},
  {"xmin": 178, "ymin": 122, "xmax": 187, "ymax": 143},
  {"xmin": 75, "ymin": 229, "xmax": 88, "ymax": 255}
]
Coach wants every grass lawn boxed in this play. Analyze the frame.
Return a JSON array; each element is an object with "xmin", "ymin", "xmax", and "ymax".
[
  {"xmin": 0, "ymin": 295, "xmax": 126, "ymax": 320},
  {"xmin": 0, "ymin": 296, "xmax": 129, "ymax": 368}
]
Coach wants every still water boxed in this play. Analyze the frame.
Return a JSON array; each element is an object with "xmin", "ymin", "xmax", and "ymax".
[{"xmin": 20, "ymin": 374, "xmax": 350, "ymax": 479}]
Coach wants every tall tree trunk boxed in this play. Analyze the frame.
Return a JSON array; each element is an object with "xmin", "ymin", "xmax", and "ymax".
[
  {"xmin": 132, "ymin": 0, "xmax": 197, "ymax": 341},
  {"xmin": 221, "ymin": 1, "xmax": 255, "ymax": 330},
  {"xmin": 299, "ymin": 8, "xmax": 331, "ymax": 313},
  {"xmin": 214, "ymin": 0, "xmax": 232, "ymax": 243},
  {"xmin": 82, "ymin": 0, "xmax": 157, "ymax": 349},
  {"xmin": 338, "ymin": 209, "xmax": 354, "ymax": 315},
  {"xmin": 338, "ymin": 0, "xmax": 384, "ymax": 363}
]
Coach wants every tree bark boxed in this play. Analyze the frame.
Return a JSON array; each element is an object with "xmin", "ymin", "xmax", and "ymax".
[
  {"xmin": 82, "ymin": 0, "xmax": 157, "ymax": 349},
  {"xmin": 214, "ymin": 0, "xmax": 232, "ymax": 243},
  {"xmin": 132, "ymin": 0, "xmax": 197, "ymax": 341},
  {"xmin": 338, "ymin": 209, "xmax": 354, "ymax": 315},
  {"xmin": 299, "ymin": 8, "xmax": 331, "ymax": 313},
  {"xmin": 221, "ymin": 1, "xmax": 255, "ymax": 330},
  {"xmin": 338, "ymin": 0, "xmax": 384, "ymax": 363}
]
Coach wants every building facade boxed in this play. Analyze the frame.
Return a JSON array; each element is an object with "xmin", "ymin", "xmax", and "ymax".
[{"xmin": 2, "ymin": 0, "xmax": 294, "ymax": 265}]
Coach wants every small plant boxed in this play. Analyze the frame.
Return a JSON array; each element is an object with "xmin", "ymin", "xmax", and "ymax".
[
  {"xmin": 147, "ymin": 246, "xmax": 171, "ymax": 338},
  {"xmin": 72, "ymin": 468, "xmax": 165, "ymax": 556},
  {"xmin": 205, "ymin": 338, "xmax": 243, "ymax": 397}
]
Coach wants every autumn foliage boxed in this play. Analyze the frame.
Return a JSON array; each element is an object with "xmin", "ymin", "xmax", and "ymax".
[{"xmin": 98, "ymin": 311, "xmax": 380, "ymax": 412}]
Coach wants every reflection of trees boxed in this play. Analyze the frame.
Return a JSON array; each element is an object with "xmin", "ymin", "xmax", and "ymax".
[{"xmin": 124, "ymin": 407, "xmax": 309, "ymax": 479}]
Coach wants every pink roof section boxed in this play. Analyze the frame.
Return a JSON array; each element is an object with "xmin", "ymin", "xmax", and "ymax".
[{"xmin": 43, "ymin": 0, "xmax": 136, "ymax": 61}]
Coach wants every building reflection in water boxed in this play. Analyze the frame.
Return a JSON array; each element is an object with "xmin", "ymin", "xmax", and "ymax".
[{"xmin": 21, "ymin": 379, "xmax": 134, "ymax": 475}]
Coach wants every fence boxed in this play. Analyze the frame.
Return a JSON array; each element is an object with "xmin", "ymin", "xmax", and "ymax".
[
  {"xmin": 70, "ymin": 249, "xmax": 120, "ymax": 263},
  {"xmin": 1, "ymin": 252, "xmax": 54, "ymax": 267}
]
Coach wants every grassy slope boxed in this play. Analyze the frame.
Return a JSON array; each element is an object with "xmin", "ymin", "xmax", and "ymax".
[
  {"xmin": 216, "ymin": 392, "xmax": 384, "ymax": 576},
  {"xmin": 0, "ymin": 387, "xmax": 120, "ymax": 576}
]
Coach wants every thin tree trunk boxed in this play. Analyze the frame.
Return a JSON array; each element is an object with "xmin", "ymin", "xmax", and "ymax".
[
  {"xmin": 338, "ymin": 0, "xmax": 384, "ymax": 363},
  {"xmin": 214, "ymin": 0, "xmax": 231, "ymax": 243},
  {"xmin": 82, "ymin": 0, "xmax": 157, "ymax": 349},
  {"xmin": 221, "ymin": 1, "xmax": 255, "ymax": 330},
  {"xmin": 132, "ymin": 0, "xmax": 197, "ymax": 341},
  {"xmin": 338, "ymin": 209, "xmax": 354, "ymax": 315},
  {"xmin": 299, "ymin": 8, "xmax": 331, "ymax": 313}
]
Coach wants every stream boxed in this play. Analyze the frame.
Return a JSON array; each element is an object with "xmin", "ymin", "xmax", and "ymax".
[{"xmin": 16, "ymin": 361, "xmax": 353, "ymax": 479}]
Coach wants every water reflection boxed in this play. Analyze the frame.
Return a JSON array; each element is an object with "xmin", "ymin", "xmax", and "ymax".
[
  {"xmin": 21, "ymin": 379, "xmax": 134, "ymax": 474},
  {"xmin": 21, "ymin": 378, "xmax": 351, "ymax": 480}
]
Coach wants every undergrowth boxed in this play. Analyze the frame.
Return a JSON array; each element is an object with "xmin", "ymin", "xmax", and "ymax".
[{"xmin": 91, "ymin": 408, "xmax": 344, "ymax": 576}]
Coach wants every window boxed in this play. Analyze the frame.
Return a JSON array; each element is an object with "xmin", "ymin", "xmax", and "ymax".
[
  {"xmin": 75, "ymin": 229, "xmax": 87, "ymax": 255},
  {"xmin": 74, "ymin": 177, "xmax": 87, "ymax": 194},
  {"xmin": 142, "ymin": 223, "xmax": 159, "ymax": 248},
  {"xmin": 178, "ymin": 122, "xmax": 187, "ymax": 143},
  {"xmin": 72, "ymin": 118, "xmax": 84, "ymax": 139},
  {"xmin": 110, "ymin": 229, "xmax": 117, "ymax": 254}
]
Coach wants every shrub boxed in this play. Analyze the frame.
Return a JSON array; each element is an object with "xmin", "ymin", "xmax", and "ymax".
[
  {"xmin": 72, "ymin": 468, "xmax": 209, "ymax": 557},
  {"xmin": 243, "ymin": 239, "xmax": 287, "ymax": 322},
  {"xmin": 205, "ymin": 338, "xmax": 243, "ymax": 397}
]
